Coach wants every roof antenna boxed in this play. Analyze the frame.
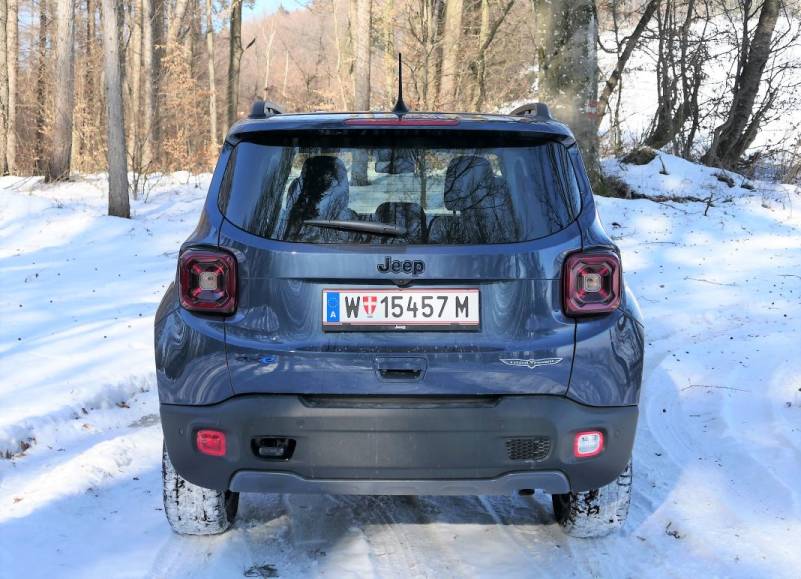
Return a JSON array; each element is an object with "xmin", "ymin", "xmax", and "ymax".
[{"xmin": 392, "ymin": 53, "xmax": 409, "ymax": 116}]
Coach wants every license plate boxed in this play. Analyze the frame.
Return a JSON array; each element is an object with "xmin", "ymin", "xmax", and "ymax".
[{"xmin": 322, "ymin": 288, "xmax": 480, "ymax": 331}]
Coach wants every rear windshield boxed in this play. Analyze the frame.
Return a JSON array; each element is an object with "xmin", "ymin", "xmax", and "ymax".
[{"xmin": 219, "ymin": 133, "xmax": 581, "ymax": 245}]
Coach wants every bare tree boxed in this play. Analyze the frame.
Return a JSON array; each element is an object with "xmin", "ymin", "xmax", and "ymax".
[
  {"xmin": 167, "ymin": 0, "xmax": 190, "ymax": 44},
  {"xmin": 405, "ymin": 0, "xmax": 445, "ymax": 108},
  {"xmin": 644, "ymin": 0, "xmax": 700, "ymax": 151},
  {"xmin": 227, "ymin": 0, "xmax": 243, "ymax": 127},
  {"xmin": 142, "ymin": 0, "xmax": 155, "ymax": 167},
  {"xmin": 128, "ymin": 0, "xmax": 144, "ymax": 184},
  {"xmin": 261, "ymin": 18, "xmax": 276, "ymax": 100},
  {"xmin": 150, "ymin": 0, "xmax": 165, "ymax": 155},
  {"xmin": 46, "ymin": 0, "xmax": 76, "ymax": 182},
  {"xmin": 704, "ymin": 0, "xmax": 781, "ymax": 167},
  {"xmin": 0, "ymin": 0, "xmax": 7, "ymax": 174},
  {"xmin": 439, "ymin": 0, "xmax": 463, "ymax": 108},
  {"xmin": 471, "ymin": 0, "xmax": 516, "ymax": 111},
  {"xmin": 102, "ymin": 0, "xmax": 130, "ymax": 218},
  {"xmin": 532, "ymin": 0, "xmax": 599, "ymax": 177},
  {"xmin": 383, "ymin": 0, "xmax": 395, "ymax": 106},
  {"xmin": 206, "ymin": 0, "xmax": 218, "ymax": 146},
  {"xmin": 33, "ymin": 0, "xmax": 47, "ymax": 174},
  {"xmin": 332, "ymin": 0, "xmax": 354, "ymax": 109},
  {"xmin": 595, "ymin": 0, "xmax": 659, "ymax": 131},
  {"xmin": 352, "ymin": 0, "xmax": 372, "ymax": 184},
  {"xmin": 0, "ymin": 0, "xmax": 794, "ymax": 178},
  {"xmin": 354, "ymin": 0, "xmax": 372, "ymax": 110},
  {"xmin": 5, "ymin": 0, "xmax": 16, "ymax": 173}
]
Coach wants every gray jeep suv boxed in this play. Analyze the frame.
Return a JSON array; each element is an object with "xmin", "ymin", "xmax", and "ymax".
[{"xmin": 155, "ymin": 101, "xmax": 645, "ymax": 538}]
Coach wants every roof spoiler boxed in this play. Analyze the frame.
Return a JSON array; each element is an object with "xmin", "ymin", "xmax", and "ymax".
[
  {"xmin": 248, "ymin": 99, "xmax": 284, "ymax": 119},
  {"xmin": 509, "ymin": 102, "xmax": 552, "ymax": 121}
]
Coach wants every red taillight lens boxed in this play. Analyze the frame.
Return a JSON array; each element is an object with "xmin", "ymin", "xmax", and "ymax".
[
  {"xmin": 196, "ymin": 429, "xmax": 227, "ymax": 457},
  {"xmin": 573, "ymin": 431, "xmax": 604, "ymax": 458},
  {"xmin": 178, "ymin": 249, "xmax": 237, "ymax": 314},
  {"xmin": 563, "ymin": 251, "xmax": 621, "ymax": 317}
]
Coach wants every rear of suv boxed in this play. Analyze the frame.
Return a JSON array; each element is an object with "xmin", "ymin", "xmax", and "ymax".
[{"xmin": 155, "ymin": 102, "xmax": 645, "ymax": 538}]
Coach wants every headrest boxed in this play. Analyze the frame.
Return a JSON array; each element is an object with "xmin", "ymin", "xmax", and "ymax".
[
  {"xmin": 375, "ymin": 149, "xmax": 416, "ymax": 174},
  {"xmin": 300, "ymin": 155, "xmax": 348, "ymax": 185},
  {"xmin": 294, "ymin": 156, "xmax": 350, "ymax": 221}
]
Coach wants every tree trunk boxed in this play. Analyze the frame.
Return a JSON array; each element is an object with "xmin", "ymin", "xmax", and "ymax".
[
  {"xmin": 704, "ymin": 0, "xmax": 780, "ymax": 167},
  {"xmin": 150, "ymin": 0, "xmax": 164, "ymax": 155},
  {"xmin": 532, "ymin": 0, "xmax": 599, "ymax": 180},
  {"xmin": 80, "ymin": 0, "xmax": 94, "ymax": 160},
  {"xmin": 472, "ymin": 0, "xmax": 490, "ymax": 111},
  {"xmin": 439, "ymin": 0, "xmax": 463, "ymax": 109},
  {"xmin": 129, "ymin": 0, "xmax": 143, "ymax": 182},
  {"xmin": 34, "ymin": 0, "xmax": 47, "ymax": 174},
  {"xmin": 227, "ymin": 0, "xmax": 243, "ymax": 127},
  {"xmin": 281, "ymin": 48, "xmax": 289, "ymax": 101},
  {"xmin": 102, "ymin": 0, "xmax": 130, "ymax": 218},
  {"xmin": 332, "ymin": 0, "xmax": 353, "ymax": 109},
  {"xmin": 472, "ymin": 0, "xmax": 515, "ymax": 111},
  {"xmin": 142, "ymin": 0, "xmax": 155, "ymax": 168},
  {"xmin": 383, "ymin": 0, "xmax": 394, "ymax": 107},
  {"xmin": 45, "ymin": 0, "xmax": 76, "ymax": 182},
  {"xmin": 205, "ymin": 0, "xmax": 217, "ymax": 146},
  {"xmin": 595, "ymin": 0, "xmax": 658, "ymax": 130},
  {"xmin": 418, "ymin": 0, "xmax": 444, "ymax": 109},
  {"xmin": 5, "ymin": 0, "xmax": 16, "ymax": 173},
  {"xmin": 167, "ymin": 0, "xmax": 190, "ymax": 44},
  {"xmin": 262, "ymin": 19, "xmax": 276, "ymax": 100},
  {"xmin": 353, "ymin": 0, "xmax": 371, "ymax": 111},
  {"xmin": 0, "ymin": 0, "xmax": 8, "ymax": 175},
  {"xmin": 351, "ymin": 0, "xmax": 372, "ymax": 185}
]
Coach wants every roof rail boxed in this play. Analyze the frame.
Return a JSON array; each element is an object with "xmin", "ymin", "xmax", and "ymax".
[
  {"xmin": 248, "ymin": 99, "xmax": 284, "ymax": 119},
  {"xmin": 509, "ymin": 102, "xmax": 552, "ymax": 120}
]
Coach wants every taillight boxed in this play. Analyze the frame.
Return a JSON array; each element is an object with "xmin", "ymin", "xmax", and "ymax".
[
  {"xmin": 563, "ymin": 251, "xmax": 621, "ymax": 317},
  {"xmin": 196, "ymin": 429, "xmax": 227, "ymax": 457},
  {"xmin": 178, "ymin": 249, "xmax": 237, "ymax": 314}
]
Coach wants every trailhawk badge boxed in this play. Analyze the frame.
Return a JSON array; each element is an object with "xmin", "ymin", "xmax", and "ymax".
[{"xmin": 500, "ymin": 357, "xmax": 563, "ymax": 369}]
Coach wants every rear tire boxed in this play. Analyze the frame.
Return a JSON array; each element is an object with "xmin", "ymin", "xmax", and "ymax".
[
  {"xmin": 552, "ymin": 461, "xmax": 632, "ymax": 538},
  {"xmin": 162, "ymin": 443, "xmax": 239, "ymax": 535}
]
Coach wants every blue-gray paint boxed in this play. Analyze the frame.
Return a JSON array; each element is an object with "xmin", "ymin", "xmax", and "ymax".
[{"xmin": 154, "ymin": 113, "xmax": 644, "ymax": 408}]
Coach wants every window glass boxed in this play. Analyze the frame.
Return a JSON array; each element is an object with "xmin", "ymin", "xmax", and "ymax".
[{"xmin": 221, "ymin": 134, "xmax": 579, "ymax": 245}]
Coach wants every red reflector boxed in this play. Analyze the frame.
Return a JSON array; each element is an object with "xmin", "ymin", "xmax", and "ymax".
[
  {"xmin": 178, "ymin": 249, "xmax": 237, "ymax": 314},
  {"xmin": 196, "ymin": 429, "xmax": 227, "ymax": 457},
  {"xmin": 574, "ymin": 431, "xmax": 604, "ymax": 458},
  {"xmin": 563, "ymin": 251, "xmax": 621, "ymax": 316}
]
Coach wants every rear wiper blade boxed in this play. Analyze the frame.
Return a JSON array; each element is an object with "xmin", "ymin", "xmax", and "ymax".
[{"xmin": 303, "ymin": 219, "xmax": 407, "ymax": 237}]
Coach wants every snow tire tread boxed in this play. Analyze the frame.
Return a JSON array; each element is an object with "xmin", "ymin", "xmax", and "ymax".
[
  {"xmin": 552, "ymin": 461, "xmax": 632, "ymax": 538},
  {"xmin": 162, "ymin": 443, "xmax": 239, "ymax": 535}
]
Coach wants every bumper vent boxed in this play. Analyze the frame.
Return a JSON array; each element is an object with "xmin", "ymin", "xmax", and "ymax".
[{"xmin": 505, "ymin": 437, "xmax": 551, "ymax": 462}]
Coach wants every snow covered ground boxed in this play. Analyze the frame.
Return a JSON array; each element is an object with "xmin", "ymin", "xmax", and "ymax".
[{"xmin": 1, "ymin": 160, "xmax": 800, "ymax": 578}]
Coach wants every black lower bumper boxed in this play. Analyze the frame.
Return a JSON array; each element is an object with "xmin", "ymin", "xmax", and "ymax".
[{"xmin": 160, "ymin": 395, "xmax": 638, "ymax": 494}]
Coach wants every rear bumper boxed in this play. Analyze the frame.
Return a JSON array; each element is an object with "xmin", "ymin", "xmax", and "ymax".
[{"xmin": 160, "ymin": 395, "xmax": 637, "ymax": 494}]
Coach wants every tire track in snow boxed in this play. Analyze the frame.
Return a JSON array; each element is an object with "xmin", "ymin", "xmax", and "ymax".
[{"xmin": 0, "ymin": 375, "xmax": 156, "ymax": 459}]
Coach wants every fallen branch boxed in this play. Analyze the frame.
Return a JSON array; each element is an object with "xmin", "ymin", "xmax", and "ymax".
[{"xmin": 630, "ymin": 191, "xmax": 709, "ymax": 204}]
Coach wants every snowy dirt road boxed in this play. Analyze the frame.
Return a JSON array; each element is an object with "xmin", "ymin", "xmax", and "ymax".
[{"xmin": 1, "ymin": 159, "xmax": 800, "ymax": 578}]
